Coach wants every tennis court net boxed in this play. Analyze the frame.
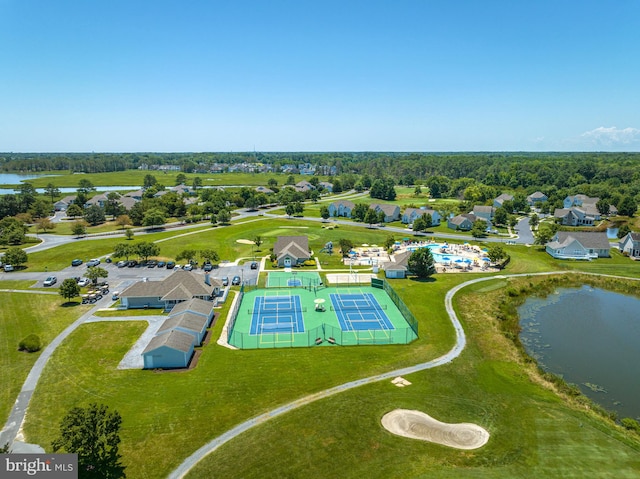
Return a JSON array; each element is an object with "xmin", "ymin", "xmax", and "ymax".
[
  {"xmin": 330, "ymin": 303, "xmax": 387, "ymax": 312},
  {"xmin": 248, "ymin": 306, "xmax": 307, "ymax": 314}
]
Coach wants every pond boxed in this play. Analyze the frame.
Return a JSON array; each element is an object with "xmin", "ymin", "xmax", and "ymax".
[{"xmin": 518, "ymin": 285, "xmax": 640, "ymax": 420}]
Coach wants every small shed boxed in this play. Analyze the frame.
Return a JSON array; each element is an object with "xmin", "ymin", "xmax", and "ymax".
[{"xmin": 142, "ymin": 330, "xmax": 195, "ymax": 369}]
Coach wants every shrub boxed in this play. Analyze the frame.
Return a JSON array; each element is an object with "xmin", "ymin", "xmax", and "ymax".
[
  {"xmin": 621, "ymin": 418, "xmax": 640, "ymax": 433},
  {"xmin": 19, "ymin": 334, "xmax": 42, "ymax": 352}
]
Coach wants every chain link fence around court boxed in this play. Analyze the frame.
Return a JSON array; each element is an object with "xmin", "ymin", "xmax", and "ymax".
[{"xmin": 226, "ymin": 280, "xmax": 419, "ymax": 349}]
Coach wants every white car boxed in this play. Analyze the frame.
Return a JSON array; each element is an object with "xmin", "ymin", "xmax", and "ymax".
[
  {"xmin": 183, "ymin": 264, "xmax": 193, "ymax": 271},
  {"xmin": 43, "ymin": 276, "xmax": 57, "ymax": 286},
  {"xmin": 78, "ymin": 278, "xmax": 91, "ymax": 287},
  {"xmin": 87, "ymin": 259, "xmax": 100, "ymax": 267},
  {"xmin": 4, "ymin": 264, "xmax": 14, "ymax": 272}
]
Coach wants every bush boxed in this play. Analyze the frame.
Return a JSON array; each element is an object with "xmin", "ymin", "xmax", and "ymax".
[
  {"xmin": 19, "ymin": 334, "xmax": 42, "ymax": 352},
  {"xmin": 621, "ymin": 418, "xmax": 640, "ymax": 433},
  {"xmin": 303, "ymin": 260, "xmax": 316, "ymax": 266}
]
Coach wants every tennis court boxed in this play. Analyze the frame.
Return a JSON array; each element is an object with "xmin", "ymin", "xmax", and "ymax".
[
  {"xmin": 267, "ymin": 271, "xmax": 322, "ymax": 289},
  {"xmin": 228, "ymin": 282, "xmax": 418, "ymax": 349},
  {"xmin": 249, "ymin": 295, "xmax": 305, "ymax": 335},
  {"xmin": 330, "ymin": 292, "xmax": 394, "ymax": 332}
]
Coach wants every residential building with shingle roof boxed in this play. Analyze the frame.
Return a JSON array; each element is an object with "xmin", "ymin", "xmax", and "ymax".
[
  {"xmin": 273, "ymin": 236, "xmax": 310, "ymax": 267},
  {"xmin": 546, "ymin": 231, "xmax": 610, "ymax": 259}
]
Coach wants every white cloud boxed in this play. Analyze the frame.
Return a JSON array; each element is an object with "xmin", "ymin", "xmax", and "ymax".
[{"xmin": 581, "ymin": 126, "xmax": 640, "ymax": 147}]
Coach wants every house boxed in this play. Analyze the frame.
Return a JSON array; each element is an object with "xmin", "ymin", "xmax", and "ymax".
[
  {"xmin": 553, "ymin": 207, "xmax": 600, "ymax": 226},
  {"xmin": 85, "ymin": 192, "xmax": 111, "ymax": 208},
  {"xmin": 383, "ymin": 250, "xmax": 412, "ymax": 279},
  {"xmin": 527, "ymin": 191, "xmax": 548, "ymax": 206},
  {"xmin": 142, "ymin": 330, "xmax": 195, "ymax": 369},
  {"xmin": 447, "ymin": 213, "xmax": 477, "ymax": 231},
  {"xmin": 318, "ymin": 181, "xmax": 333, "ymax": 192},
  {"xmin": 117, "ymin": 195, "xmax": 138, "ymax": 211},
  {"xmin": 120, "ymin": 270, "xmax": 221, "ymax": 310},
  {"xmin": 171, "ymin": 184, "xmax": 194, "ymax": 196},
  {"xmin": 294, "ymin": 180, "xmax": 315, "ymax": 192},
  {"xmin": 156, "ymin": 311, "xmax": 208, "ymax": 346},
  {"xmin": 255, "ymin": 186, "xmax": 274, "ymax": 194},
  {"xmin": 124, "ymin": 189, "xmax": 145, "ymax": 201},
  {"xmin": 563, "ymin": 194, "xmax": 598, "ymax": 209},
  {"xmin": 168, "ymin": 297, "xmax": 215, "ymax": 325},
  {"xmin": 545, "ymin": 231, "xmax": 610, "ymax": 259},
  {"xmin": 619, "ymin": 232, "xmax": 640, "ymax": 258},
  {"xmin": 328, "ymin": 200, "xmax": 355, "ymax": 218},
  {"xmin": 402, "ymin": 207, "xmax": 441, "ymax": 226},
  {"xmin": 54, "ymin": 195, "xmax": 76, "ymax": 211},
  {"xmin": 369, "ymin": 204, "xmax": 400, "ymax": 222},
  {"xmin": 273, "ymin": 236, "xmax": 311, "ymax": 267},
  {"xmin": 472, "ymin": 205, "xmax": 494, "ymax": 224},
  {"xmin": 493, "ymin": 193, "xmax": 514, "ymax": 209}
]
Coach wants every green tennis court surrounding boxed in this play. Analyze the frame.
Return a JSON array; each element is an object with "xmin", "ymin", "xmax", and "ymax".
[{"xmin": 228, "ymin": 282, "xmax": 418, "ymax": 349}]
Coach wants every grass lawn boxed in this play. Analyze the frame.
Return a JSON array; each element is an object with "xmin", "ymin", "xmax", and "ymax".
[
  {"xmin": 7, "ymin": 217, "xmax": 640, "ymax": 478},
  {"xmin": 0, "ymin": 294, "xmax": 91, "ymax": 422}
]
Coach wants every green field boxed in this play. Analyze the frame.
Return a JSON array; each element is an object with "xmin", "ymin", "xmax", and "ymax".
[{"xmin": 3, "ymin": 214, "xmax": 640, "ymax": 478}]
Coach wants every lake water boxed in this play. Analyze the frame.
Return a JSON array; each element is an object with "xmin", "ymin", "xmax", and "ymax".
[
  {"xmin": 518, "ymin": 286, "xmax": 640, "ymax": 420},
  {"xmin": 0, "ymin": 172, "xmax": 53, "ymax": 184}
]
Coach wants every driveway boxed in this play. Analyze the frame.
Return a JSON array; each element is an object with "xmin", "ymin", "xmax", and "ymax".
[{"xmin": 514, "ymin": 216, "xmax": 535, "ymax": 244}]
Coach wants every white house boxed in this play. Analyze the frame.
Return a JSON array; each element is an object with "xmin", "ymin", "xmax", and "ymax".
[
  {"xmin": 328, "ymin": 200, "xmax": 355, "ymax": 218},
  {"xmin": 545, "ymin": 231, "xmax": 610, "ymax": 260},
  {"xmin": 383, "ymin": 251, "xmax": 412, "ymax": 279},
  {"xmin": 402, "ymin": 207, "xmax": 441, "ymax": 225},
  {"xmin": 619, "ymin": 232, "xmax": 640, "ymax": 258}
]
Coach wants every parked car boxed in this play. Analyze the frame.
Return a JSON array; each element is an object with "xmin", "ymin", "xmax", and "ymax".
[
  {"xmin": 232, "ymin": 275, "xmax": 241, "ymax": 286},
  {"xmin": 147, "ymin": 260, "xmax": 157, "ymax": 268},
  {"xmin": 222, "ymin": 277, "xmax": 229, "ymax": 287},
  {"xmin": 43, "ymin": 276, "xmax": 57, "ymax": 286},
  {"xmin": 250, "ymin": 261, "xmax": 258, "ymax": 270},
  {"xmin": 87, "ymin": 259, "xmax": 100, "ymax": 267},
  {"xmin": 105, "ymin": 257, "xmax": 112, "ymax": 263},
  {"xmin": 117, "ymin": 260, "xmax": 127, "ymax": 268},
  {"xmin": 203, "ymin": 263, "xmax": 213, "ymax": 272},
  {"xmin": 78, "ymin": 278, "xmax": 91, "ymax": 287},
  {"xmin": 4, "ymin": 265, "xmax": 14, "ymax": 272},
  {"xmin": 166, "ymin": 261, "xmax": 175, "ymax": 269},
  {"xmin": 156, "ymin": 261, "xmax": 166, "ymax": 268},
  {"xmin": 127, "ymin": 260, "xmax": 138, "ymax": 268},
  {"xmin": 71, "ymin": 259, "xmax": 83, "ymax": 266},
  {"xmin": 183, "ymin": 264, "xmax": 193, "ymax": 271}
]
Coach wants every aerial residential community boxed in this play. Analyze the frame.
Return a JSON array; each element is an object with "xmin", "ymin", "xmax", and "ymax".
[
  {"xmin": 1, "ymin": 152, "xmax": 640, "ymax": 478},
  {"xmin": 2, "ymin": 2, "xmax": 640, "ymax": 478}
]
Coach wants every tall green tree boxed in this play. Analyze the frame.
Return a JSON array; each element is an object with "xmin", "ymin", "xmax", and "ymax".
[
  {"xmin": 52, "ymin": 403, "xmax": 126, "ymax": 479},
  {"xmin": 142, "ymin": 208, "xmax": 166, "ymax": 229},
  {"xmin": 407, "ymin": 247, "xmax": 436, "ymax": 279},
  {"xmin": 143, "ymin": 174, "xmax": 157, "ymax": 188},
  {"xmin": 84, "ymin": 205, "xmax": 106, "ymax": 226},
  {"xmin": 176, "ymin": 249, "xmax": 198, "ymax": 264},
  {"xmin": 113, "ymin": 243, "xmax": 134, "ymax": 260},
  {"xmin": 200, "ymin": 248, "xmax": 219, "ymax": 263},
  {"xmin": 135, "ymin": 242, "xmax": 160, "ymax": 261},
  {"xmin": 4, "ymin": 247, "xmax": 28, "ymax": 267},
  {"xmin": 66, "ymin": 203, "xmax": 84, "ymax": 218},
  {"xmin": 59, "ymin": 278, "xmax": 81, "ymax": 303},
  {"xmin": 84, "ymin": 266, "xmax": 109, "ymax": 285},
  {"xmin": 618, "ymin": 196, "xmax": 637, "ymax": 217},
  {"xmin": 71, "ymin": 220, "xmax": 88, "ymax": 238},
  {"xmin": 338, "ymin": 238, "xmax": 354, "ymax": 257},
  {"xmin": 44, "ymin": 183, "xmax": 61, "ymax": 203}
]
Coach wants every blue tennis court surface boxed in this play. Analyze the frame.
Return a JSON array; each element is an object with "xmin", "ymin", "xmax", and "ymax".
[
  {"xmin": 330, "ymin": 293, "xmax": 395, "ymax": 332},
  {"xmin": 250, "ymin": 295, "xmax": 305, "ymax": 335}
]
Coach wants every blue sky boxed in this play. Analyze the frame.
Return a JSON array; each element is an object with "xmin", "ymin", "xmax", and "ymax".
[{"xmin": 1, "ymin": 1, "xmax": 639, "ymax": 152}]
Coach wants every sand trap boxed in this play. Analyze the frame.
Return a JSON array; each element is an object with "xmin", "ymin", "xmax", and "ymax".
[
  {"xmin": 381, "ymin": 409, "xmax": 489, "ymax": 450},
  {"xmin": 236, "ymin": 239, "xmax": 255, "ymax": 244}
]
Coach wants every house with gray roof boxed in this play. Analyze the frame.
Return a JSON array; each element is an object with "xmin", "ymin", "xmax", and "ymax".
[
  {"xmin": 402, "ymin": 207, "xmax": 441, "ymax": 226},
  {"xmin": 546, "ymin": 231, "xmax": 610, "ymax": 260},
  {"xmin": 493, "ymin": 193, "xmax": 514, "ymax": 209},
  {"xmin": 142, "ymin": 330, "xmax": 195, "ymax": 369},
  {"xmin": 318, "ymin": 181, "xmax": 333, "ymax": 192},
  {"xmin": 168, "ymin": 297, "xmax": 214, "ymax": 325},
  {"xmin": 157, "ymin": 311, "xmax": 208, "ymax": 346},
  {"xmin": 472, "ymin": 205, "xmax": 494, "ymax": 224},
  {"xmin": 527, "ymin": 191, "xmax": 548, "ymax": 206},
  {"xmin": 120, "ymin": 270, "xmax": 221, "ymax": 310},
  {"xmin": 383, "ymin": 250, "xmax": 412, "ymax": 279},
  {"xmin": 369, "ymin": 203, "xmax": 400, "ymax": 222},
  {"xmin": 553, "ymin": 206, "xmax": 600, "ymax": 226},
  {"xmin": 328, "ymin": 200, "xmax": 355, "ymax": 218},
  {"xmin": 619, "ymin": 232, "xmax": 640, "ymax": 259},
  {"xmin": 54, "ymin": 195, "xmax": 76, "ymax": 211},
  {"xmin": 273, "ymin": 236, "xmax": 311, "ymax": 267},
  {"xmin": 447, "ymin": 213, "xmax": 477, "ymax": 231},
  {"xmin": 255, "ymin": 186, "xmax": 274, "ymax": 194}
]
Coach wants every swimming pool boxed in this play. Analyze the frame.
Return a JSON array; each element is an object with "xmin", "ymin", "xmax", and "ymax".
[{"xmin": 406, "ymin": 244, "xmax": 467, "ymax": 264}]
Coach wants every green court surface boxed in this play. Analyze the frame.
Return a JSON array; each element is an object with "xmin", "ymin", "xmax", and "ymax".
[
  {"xmin": 228, "ymin": 285, "xmax": 418, "ymax": 349},
  {"xmin": 266, "ymin": 271, "xmax": 322, "ymax": 289}
]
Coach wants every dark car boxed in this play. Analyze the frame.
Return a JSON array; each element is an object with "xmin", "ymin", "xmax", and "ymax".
[
  {"xmin": 156, "ymin": 261, "xmax": 166, "ymax": 268},
  {"xmin": 221, "ymin": 277, "xmax": 229, "ymax": 287},
  {"xmin": 232, "ymin": 275, "xmax": 241, "ymax": 286},
  {"xmin": 166, "ymin": 261, "xmax": 175, "ymax": 269},
  {"xmin": 250, "ymin": 261, "xmax": 258, "ymax": 270},
  {"xmin": 71, "ymin": 259, "xmax": 83, "ymax": 267},
  {"xmin": 127, "ymin": 260, "xmax": 138, "ymax": 268},
  {"xmin": 203, "ymin": 263, "xmax": 213, "ymax": 272},
  {"xmin": 147, "ymin": 260, "xmax": 157, "ymax": 268}
]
